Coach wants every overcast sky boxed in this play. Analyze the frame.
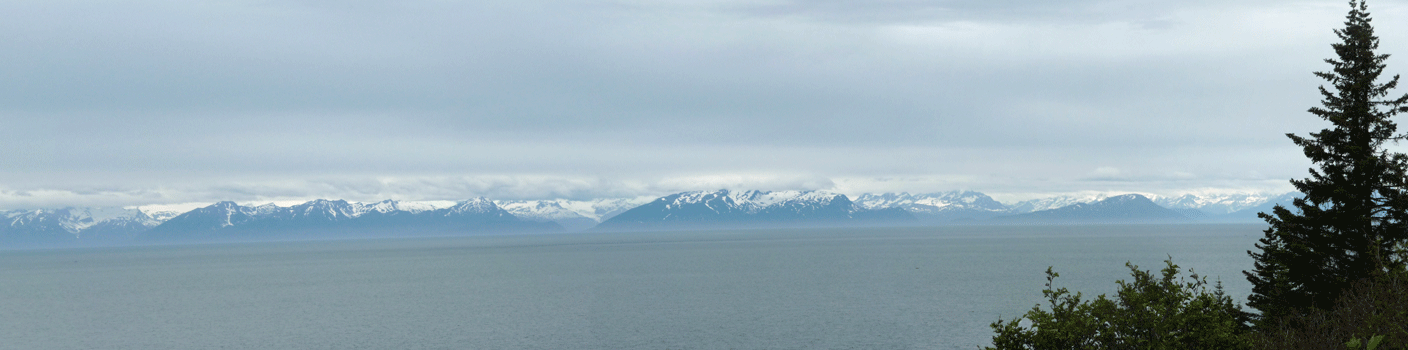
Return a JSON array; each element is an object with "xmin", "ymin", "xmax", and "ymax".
[{"xmin": 2, "ymin": 0, "xmax": 1407, "ymax": 208}]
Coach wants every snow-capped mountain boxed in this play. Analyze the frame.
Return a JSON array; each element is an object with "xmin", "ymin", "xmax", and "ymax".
[
  {"xmin": 0, "ymin": 189, "xmax": 1310, "ymax": 248},
  {"xmin": 494, "ymin": 200, "xmax": 585, "ymax": 220},
  {"xmin": 1211, "ymin": 192, "xmax": 1302, "ymax": 222},
  {"xmin": 997, "ymin": 194, "xmax": 1189, "ymax": 224},
  {"xmin": 1152, "ymin": 193, "xmax": 1284, "ymax": 215},
  {"xmin": 596, "ymin": 190, "xmax": 914, "ymax": 231},
  {"xmin": 3, "ymin": 207, "xmax": 164, "ymax": 234},
  {"xmin": 497, "ymin": 197, "xmax": 697, "ymax": 231},
  {"xmin": 354, "ymin": 199, "xmax": 457, "ymax": 215},
  {"xmin": 142, "ymin": 198, "xmax": 560, "ymax": 241},
  {"xmin": 496, "ymin": 200, "xmax": 596, "ymax": 231},
  {"xmin": 998, "ymin": 192, "xmax": 1298, "ymax": 222},
  {"xmin": 1006, "ymin": 194, "xmax": 1113, "ymax": 214},
  {"xmin": 853, "ymin": 191, "xmax": 1008, "ymax": 222},
  {"xmin": 141, "ymin": 210, "xmax": 185, "ymax": 222},
  {"xmin": 559, "ymin": 198, "xmax": 654, "ymax": 222},
  {"xmin": 0, "ymin": 207, "xmax": 165, "ymax": 246}
]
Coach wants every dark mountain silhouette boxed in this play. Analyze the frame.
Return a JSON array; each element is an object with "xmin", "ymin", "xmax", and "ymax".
[{"xmin": 994, "ymin": 194, "xmax": 1190, "ymax": 224}]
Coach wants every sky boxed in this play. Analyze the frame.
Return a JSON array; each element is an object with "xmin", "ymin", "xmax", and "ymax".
[{"xmin": 2, "ymin": 0, "xmax": 1407, "ymax": 209}]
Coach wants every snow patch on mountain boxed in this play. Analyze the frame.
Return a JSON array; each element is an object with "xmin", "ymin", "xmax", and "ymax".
[
  {"xmin": 733, "ymin": 190, "xmax": 841, "ymax": 210},
  {"xmin": 998, "ymin": 194, "xmax": 1190, "ymax": 223},
  {"xmin": 597, "ymin": 189, "xmax": 914, "ymax": 231},
  {"xmin": 496, "ymin": 200, "xmax": 590, "ymax": 221},
  {"xmin": 132, "ymin": 203, "xmax": 213, "ymax": 219},
  {"xmin": 498, "ymin": 198, "xmax": 656, "ymax": 223},
  {"xmin": 3, "ymin": 207, "xmax": 164, "ymax": 234},
  {"xmin": 555, "ymin": 197, "xmax": 654, "ymax": 222},
  {"xmin": 157, "ymin": 199, "xmax": 500, "ymax": 226},
  {"xmin": 1006, "ymin": 194, "xmax": 1114, "ymax": 214},
  {"xmin": 1151, "ymin": 192, "xmax": 1283, "ymax": 214},
  {"xmin": 854, "ymin": 191, "xmax": 1007, "ymax": 213},
  {"xmin": 496, "ymin": 198, "xmax": 653, "ymax": 231},
  {"xmin": 445, "ymin": 198, "xmax": 500, "ymax": 215},
  {"xmin": 656, "ymin": 189, "xmax": 850, "ymax": 214}
]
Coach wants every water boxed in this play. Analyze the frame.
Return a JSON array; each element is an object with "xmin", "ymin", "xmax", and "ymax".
[{"xmin": 0, "ymin": 224, "xmax": 1263, "ymax": 349}]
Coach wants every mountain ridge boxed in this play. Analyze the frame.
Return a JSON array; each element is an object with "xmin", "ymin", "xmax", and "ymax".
[
  {"xmin": 0, "ymin": 190, "xmax": 1303, "ymax": 248},
  {"xmin": 595, "ymin": 190, "xmax": 916, "ymax": 231},
  {"xmin": 854, "ymin": 191, "xmax": 1010, "ymax": 222},
  {"xmin": 994, "ymin": 194, "xmax": 1191, "ymax": 224},
  {"xmin": 141, "ymin": 198, "xmax": 560, "ymax": 242}
]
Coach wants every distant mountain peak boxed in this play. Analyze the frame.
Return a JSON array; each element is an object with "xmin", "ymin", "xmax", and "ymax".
[
  {"xmin": 1104, "ymin": 193, "xmax": 1148, "ymax": 202},
  {"xmin": 852, "ymin": 191, "xmax": 1008, "ymax": 222},
  {"xmin": 1151, "ymin": 192, "xmax": 1288, "ymax": 215},
  {"xmin": 495, "ymin": 198, "xmax": 654, "ymax": 231},
  {"xmin": 209, "ymin": 201, "xmax": 240, "ymax": 209},
  {"xmin": 997, "ymin": 193, "xmax": 1188, "ymax": 224},
  {"xmin": 446, "ymin": 197, "xmax": 500, "ymax": 215},
  {"xmin": 1005, "ymin": 194, "xmax": 1111, "ymax": 214},
  {"xmin": 1, "ymin": 206, "xmax": 169, "ymax": 245},
  {"xmin": 138, "ymin": 197, "xmax": 557, "ymax": 242},
  {"xmin": 596, "ymin": 189, "xmax": 913, "ymax": 231},
  {"xmin": 495, "ymin": 200, "xmax": 581, "ymax": 220}
]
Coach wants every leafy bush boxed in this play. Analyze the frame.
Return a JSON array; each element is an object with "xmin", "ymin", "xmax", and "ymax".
[
  {"xmin": 1253, "ymin": 273, "xmax": 1408, "ymax": 350},
  {"xmin": 987, "ymin": 259, "xmax": 1252, "ymax": 350}
]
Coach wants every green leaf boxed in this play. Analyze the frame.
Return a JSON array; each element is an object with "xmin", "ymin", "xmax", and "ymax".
[{"xmin": 1366, "ymin": 334, "xmax": 1384, "ymax": 350}]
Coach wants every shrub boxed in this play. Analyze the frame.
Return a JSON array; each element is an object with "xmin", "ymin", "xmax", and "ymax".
[{"xmin": 987, "ymin": 258, "xmax": 1252, "ymax": 350}]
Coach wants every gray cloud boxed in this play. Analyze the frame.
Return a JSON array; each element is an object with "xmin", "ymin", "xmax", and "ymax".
[{"xmin": 0, "ymin": 0, "xmax": 1404, "ymax": 208}]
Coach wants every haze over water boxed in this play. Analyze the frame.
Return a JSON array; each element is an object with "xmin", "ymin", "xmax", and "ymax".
[{"xmin": 0, "ymin": 224, "xmax": 1260, "ymax": 349}]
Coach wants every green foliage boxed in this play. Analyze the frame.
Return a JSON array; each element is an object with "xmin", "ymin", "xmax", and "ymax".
[
  {"xmin": 1253, "ymin": 273, "xmax": 1408, "ymax": 350},
  {"xmin": 984, "ymin": 3, "xmax": 1408, "ymax": 348},
  {"xmin": 987, "ymin": 259, "xmax": 1252, "ymax": 350},
  {"xmin": 1346, "ymin": 335, "xmax": 1385, "ymax": 350},
  {"xmin": 1248, "ymin": 0, "xmax": 1408, "ymax": 324}
]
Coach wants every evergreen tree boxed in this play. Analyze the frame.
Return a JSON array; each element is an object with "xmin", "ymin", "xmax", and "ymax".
[{"xmin": 1246, "ymin": 0, "xmax": 1408, "ymax": 324}]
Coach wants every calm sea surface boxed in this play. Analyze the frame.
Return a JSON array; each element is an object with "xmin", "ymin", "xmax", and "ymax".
[{"xmin": 0, "ymin": 224, "xmax": 1262, "ymax": 349}]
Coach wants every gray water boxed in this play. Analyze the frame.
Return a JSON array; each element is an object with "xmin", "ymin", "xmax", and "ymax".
[{"xmin": 0, "ymin": 224, "xmax": 1262, "ymax": 349}]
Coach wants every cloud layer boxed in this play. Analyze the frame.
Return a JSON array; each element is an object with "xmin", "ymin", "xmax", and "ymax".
[{"xmin": 2, "ymin": 0, "xmax": 1404, "ymax": 208}]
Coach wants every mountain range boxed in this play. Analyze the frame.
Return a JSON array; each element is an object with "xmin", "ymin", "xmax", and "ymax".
[
  {"xmin": 596, "ymin": 190, "xmax": 914, "ymax": 231},
  {"xmin": 495, "ymin": 198, "xmax": 651, "ymax": 231},
  {"xmin": 141, "ymin": 198, "xmax": 560, "ymax": 242},
  {"xmin": 996, "ymin": 194, "xmax": 1191, "ymax": 224},
  {"xmin": 0, "ymin": 190, "xmax": 1299, "ymax": 248},
  {"xmin": 852, "ymin": 191, "xmax": 1008, "ymax": 223},
  {"xmin": 0, "ymin": 207, "xmax": 163, "ymax": 246}
]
